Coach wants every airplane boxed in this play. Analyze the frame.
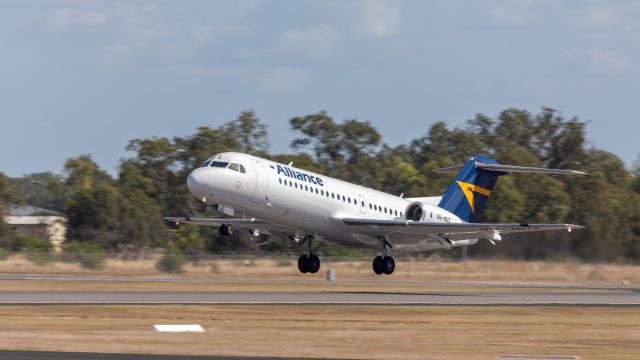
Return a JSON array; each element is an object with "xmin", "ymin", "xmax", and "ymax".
[{"xmin": 165, "ymin": 152, "xmax": 586, "ymax": 275}]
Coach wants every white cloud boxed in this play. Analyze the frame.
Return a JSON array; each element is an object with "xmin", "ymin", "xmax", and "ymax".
[
  {"xmin": 522, "ymin": 74, "xmax": 550, "ymax": 92},
  {"xmin": 584, "ymin": 5, "xmax": 616, "ymax": 27},
  {"xmin": 590, "ymin": 48, "xmax": 637, "ymax": 75},
  {"xmin": 235, "ymin": 0, "xmax": 266, "ymax": 16},
  {"xmin": 275, "ymin": 25, "xmax": 340, "ymax": 60},
  {"xmin": 488, "ymin": 0, "xmax": 534, "ymax": 26},
  {"xmin": 48, "ymin": 9, "xmax": 108, "ymax": 31},
  {"xmin": 259, "ymin": 67, "xmax": 310, "ymax": 93},
  {"xmin": 357, "ymin": 0, "xmax": 399, "ymax": 37}
]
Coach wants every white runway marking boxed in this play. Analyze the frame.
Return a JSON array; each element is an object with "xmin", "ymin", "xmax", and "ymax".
[{"xmin": 153, "ymin": 324, "xmax": 204, "ymax": 332}]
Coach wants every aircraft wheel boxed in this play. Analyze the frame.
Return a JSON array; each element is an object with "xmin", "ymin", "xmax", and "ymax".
[
  {"xmin": 372, "ymin": 256, "xmax": 384, "ymax": 275},
  {"xmin": 382, "ymin": 256, "xmax": 395, "ymax": 275},
  {"xmin": 297, "ymin": 255, "xmax": 309, "ymax": 273},
  {"xmin": 219, "ymin": 224, "xmax": 233, "ymax": 236},
  {"xmin": 307, "ymin": 254, "xmax": 320, "ymax": 274}
]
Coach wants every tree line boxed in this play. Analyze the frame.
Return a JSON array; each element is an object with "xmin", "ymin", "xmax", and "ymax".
[{"xmin": 1, "ymin": 108, "xmax": 639, "ymax": 262}]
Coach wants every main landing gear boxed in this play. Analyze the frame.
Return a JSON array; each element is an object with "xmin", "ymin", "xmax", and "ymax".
[
  {"xmin": 297, "ymin": 235, "xmax": 320, "ymax": 274},
  {"xmin": 372, "ymin": 236, "xmax": 395, "ymax": 275},
  {"xmin": 219, "ymin": 223, "xmax": 234, "ymax": 236}
]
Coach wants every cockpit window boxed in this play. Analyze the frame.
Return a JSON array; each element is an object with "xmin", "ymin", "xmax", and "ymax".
[
  {"xmin": 226, "ymin": 163, "xmax": 247, "ymax": 173},
  {"xmin": 210, "ymin": 161, "xmax": 229, "ymax": 168},
  {"xmin": 200, "ymin": 160, "xmax": 212, "ymax": 167}
]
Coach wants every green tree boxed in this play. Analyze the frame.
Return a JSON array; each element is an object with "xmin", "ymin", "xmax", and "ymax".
[
  {"xmin": 290, "ymin": 112, "xmax": 381, "ymax": 180},
  {"xmin": 0, "ymin": 173, "xmax": 19, "ymax": 241},
  {"xmin": 63, "ymin": 156, "xmax": 121, "ymax": 247},
  {"xmin": 224, "ymin": 110, "xmax": 269, "ymax": 155},
  {"xmin": 10, "ymin": 173, "xmax": 64, "ymax": 211}
]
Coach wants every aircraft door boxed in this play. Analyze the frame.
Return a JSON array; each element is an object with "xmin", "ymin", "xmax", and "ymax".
[
  {"xmin": 250, "ymin": 159, "xmax": 269, "ymax": 204},
  {"xmin": 358, "ymin": 194, "xmax": 366, "ymax": 214}
]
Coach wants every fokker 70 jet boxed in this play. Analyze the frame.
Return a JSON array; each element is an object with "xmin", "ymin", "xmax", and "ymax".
[{"xmin": 166, "ymin": 152, "xmax": 585, "ymax": 275}]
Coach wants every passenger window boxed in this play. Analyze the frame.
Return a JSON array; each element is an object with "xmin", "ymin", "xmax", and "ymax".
[
  {"xmin": 279, "ymin": 178, "xmax": 282, "ymax": 184},
  {"xmin": 331, "ymin": 193, "xmax": 335, "ymax": 199},
  {"xmin": 305, "ymin": 185, "xmax": 308, "ymax": 191},
  {"xmin": 315, "ymin": 188, "xmax": 319, "ymax": 194},
  {"xmin": 369, "ymin": 204, "xmax": 372, "ymax": 209},
  {"xmin": 342, "ymin": 195, "xmax": 346, "ymax": 202},
  {"xmin": 295, "ymin": 183, "xmax": 298, "ymax": 189},
  {"xmin": 321, "ymin": 190, "xmax": 324, "ymax": 196},
  {"xmin": 289, "ymin": 181, "xmax": 293, "ymax": 187},
  {"xmin": 362, "ymin": 201, "xmax": 365, "ymax": 207},
  {"xmin": 348, "ymin": 197, "xmax": 351, "ymax": 203}
]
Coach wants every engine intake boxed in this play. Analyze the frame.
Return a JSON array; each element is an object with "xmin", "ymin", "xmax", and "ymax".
[{"xmin": 405, "ymin": 202, "xmax": 428, "ymax": 221}]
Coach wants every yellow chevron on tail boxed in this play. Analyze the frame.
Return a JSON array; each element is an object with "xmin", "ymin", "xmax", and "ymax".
[{"xmin": 456, "ymin": 180, "xmax": 492, "ymax": 214}]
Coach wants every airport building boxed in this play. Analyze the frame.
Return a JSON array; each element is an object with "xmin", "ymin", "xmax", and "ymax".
[{"xmin": 3, "ymin": 205, "xmax": 67, "ymax": 250}]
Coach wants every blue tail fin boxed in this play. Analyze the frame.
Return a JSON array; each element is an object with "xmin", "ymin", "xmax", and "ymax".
[{"xmin": 437, "ymin": 155, "xmax": 508, "ymax": 223}]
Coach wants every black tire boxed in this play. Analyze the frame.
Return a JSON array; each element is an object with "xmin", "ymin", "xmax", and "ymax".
[
  {"xmin": 382, "ymin": 256, "xmax": 395, "ymax": 275},
  {"xmin": 219, "ymin": 224, "xmax": 228, "ymax": 236},
  {"xmin": 307, "ymin": 254, "xmax": 320, "ymax": 274},
  {"xmin": 372, "ymin": 256, "xmax": 384, "ymax": 275},
  {"xmin": 297, "ymin": 255, "xmax": 309, "ymax": 273}
]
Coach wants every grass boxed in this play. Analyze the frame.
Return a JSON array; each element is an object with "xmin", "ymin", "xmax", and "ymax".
[
  {"xmin": 0, "ymin": 305, "xmax": 637, "ymax": 359},
  {"xmin": 0, "ymin": 255, "xmax": 639, "ymax": 286}
]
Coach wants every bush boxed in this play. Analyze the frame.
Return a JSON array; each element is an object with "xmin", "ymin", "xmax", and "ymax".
[
  {"xmin": 19, "ymin": 236, "xmax": 54, "ymax": 265},
  {"xmin": 209, "ymin": 261, "xmax": 221, "ymax": 274},
  {"xmin": 0, "ymin": 248, "xmax": 9, "ymax": 261},
  {"xmin": 156, "ymin": 248, "xmax": 186, "ymax": 274},
  {"xmin": 63, "ymin": 242, "xmax": 107, "ymax": 269}
]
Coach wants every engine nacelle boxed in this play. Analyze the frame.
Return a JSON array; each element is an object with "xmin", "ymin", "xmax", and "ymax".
[{"xmin": 404, "ymin": 202, "xmax": 430, "ymax": 221}]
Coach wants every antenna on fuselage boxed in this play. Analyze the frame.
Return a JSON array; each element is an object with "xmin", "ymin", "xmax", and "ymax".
[{"xmin": 288, "ymin": 162, "xmax": 294, "ymax": 166}]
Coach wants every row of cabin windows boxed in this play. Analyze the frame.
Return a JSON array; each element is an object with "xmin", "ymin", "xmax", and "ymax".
[{"xmin": 278, "ymin": 177, "xmax": 403, "ymax": 218}]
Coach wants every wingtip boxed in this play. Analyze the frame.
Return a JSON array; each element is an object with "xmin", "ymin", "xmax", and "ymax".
[{"xmin": 567, "ymin": 224, "xmax": 587, "ymax": 232}]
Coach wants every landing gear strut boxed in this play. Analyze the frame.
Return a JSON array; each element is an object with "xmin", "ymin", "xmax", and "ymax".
[
  {"xmin": 219, "ymin": 223, "xmax": 233, "ymax": 236},
  {"xmin": 372, "ymin": 236, "xmax": 395, "ymax": 275},
  {"xmin": 297, "ymin": 235, "xmax": 320, "ymax": 274}
]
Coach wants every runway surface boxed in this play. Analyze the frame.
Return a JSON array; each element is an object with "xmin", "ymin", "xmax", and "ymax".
[
  {"xmin": 1, "ymin": 273, "xmax": 638, "ymax": 291},
  {"xmin": 0, "ymin": 351, "xmax": 333, "ymax": 360},
  {"xmin": 0, "ymin": 289, "xmax": 638, "ymax": 305}
]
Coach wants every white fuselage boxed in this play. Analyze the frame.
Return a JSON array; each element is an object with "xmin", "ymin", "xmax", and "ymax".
[{"xmin": 187, "ymin": 152, "xmax": 474, "ymax": 252}]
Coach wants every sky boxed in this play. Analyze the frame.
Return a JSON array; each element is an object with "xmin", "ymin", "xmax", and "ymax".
[{"xmin": 1, "ymin": 0, "xmax": 639, "ymax": 177}]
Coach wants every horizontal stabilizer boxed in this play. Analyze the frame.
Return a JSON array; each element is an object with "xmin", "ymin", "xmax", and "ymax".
[
  {"xmin": 474, "ymin": 163, "xmax": 587, "ymax": 175},
  {"xmin": 433, "ymin": 162, "xmax": 586, "ymax": 175}
]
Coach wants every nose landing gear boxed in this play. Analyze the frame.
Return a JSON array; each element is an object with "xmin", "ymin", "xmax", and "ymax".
[{"xmin": 219, "ymin": 223, "xmax": 234, "ymax": 236}]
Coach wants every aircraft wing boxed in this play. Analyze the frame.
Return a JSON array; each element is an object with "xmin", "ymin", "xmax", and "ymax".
[
  {"xmin": 342, "ymin": 218, "xmax": 584, "ymax": 241},
  {"xmin": 163, "ymin": 217, "xmax": 297, "ymax": 235}
]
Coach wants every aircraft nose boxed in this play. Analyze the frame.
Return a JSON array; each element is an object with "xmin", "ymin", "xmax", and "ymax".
[{"xmin": 187, "ymin": 168, "xmax": 210, "ymax": 200}]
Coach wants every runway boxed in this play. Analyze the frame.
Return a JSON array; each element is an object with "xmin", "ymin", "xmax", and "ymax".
[
  {"xmin": 0, "ymin": 351, "xmax": 332, "ymax": 360},
  {"xmin": 1, "ymin": 289, "xmax": 638, "ymax": 306},
  {"xmin": 0, "ymin": 273, "xmax": 638, "ymax": 291}
]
